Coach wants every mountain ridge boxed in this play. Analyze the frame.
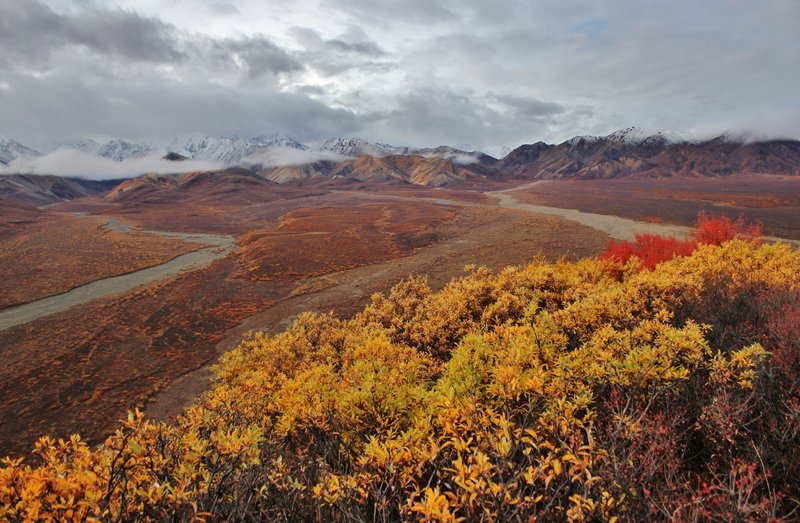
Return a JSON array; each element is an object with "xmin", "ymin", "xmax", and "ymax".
[{"xmin": 2, "ymin": 129, "xmax": 800, "ymax": 195}]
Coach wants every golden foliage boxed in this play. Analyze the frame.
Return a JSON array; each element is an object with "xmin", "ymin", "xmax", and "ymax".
[{"xmin": 2, "ymin": 239, "xmax": 799, "ymax": 521}]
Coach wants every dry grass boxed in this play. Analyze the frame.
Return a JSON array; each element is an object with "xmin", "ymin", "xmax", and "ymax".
[
  {"xmin": 512, "ymin": 174, "xmax": 800, "ymax": 239},
  {"xmin": 0, "ymin": 213, "xmax": 201, "ymax": 309}
]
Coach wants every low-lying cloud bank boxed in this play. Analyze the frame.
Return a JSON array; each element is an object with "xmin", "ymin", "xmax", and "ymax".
[
  {"xmin": 420, "ymin": 150, "xmax": 482, "ymax": 165},
  {"xmin": 243, "ymin": 147, "xmax": 348, "ymax": 167},
  {"xmin": 0, "ymin": 146, "xmax": 355, "ymax": 180},
  {"xmin": 0, "ymin": 149, "xmax": 224, "ymax": 180}
]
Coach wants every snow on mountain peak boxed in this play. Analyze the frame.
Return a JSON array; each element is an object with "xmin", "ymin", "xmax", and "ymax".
[
  {"xmin": 0, "ymin": 137, "xmax": 41, "ymax": 164},
  {"xmin": 564, "ymin": 127, "xmax": 689, "ymax": 148},
  {"xmin": 48, "ymin": 134, "xmax": 310, "ymax": 165},
  {"xmin": 156, "ymin": 134, "xmax": 308, "ymax": 165},
  {"xmin": 318, "ymin": 137, "xmax": 417, "ymax": 157}
]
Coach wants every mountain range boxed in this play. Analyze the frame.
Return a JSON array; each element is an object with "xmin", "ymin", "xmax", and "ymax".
[{"xmin": 2, "ymin": 128, "xmax": 800, "ymax": 202}]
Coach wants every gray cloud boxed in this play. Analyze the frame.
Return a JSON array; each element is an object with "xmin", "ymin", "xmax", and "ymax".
[
  {"xmin": 357, "ymin": 86, "xmax": 566, "ymax": 150},
  {"xmin": 321, "ymin": 0, "xmax": 459, "ymax": 25},
  {"xmin": 0, "ymin": 0, "xmax": 798, "ymax": 153},
  {"xmin": 488, "ymin": 93, "xmax": 565, "ymax": 120},
  {"xmin": 289, "ymin": 26, "xmax": 391, "ymax": 78},
  {"xmin": 0, "ymin": 69, "xmax": 361, "ymax": 145},
  {"xmin": 327, "ymin": 39, "xmax": 384, "ymax": 57},
  {"xmin": 210, "ymin": 35, "xmax": 303, "ymax": 81},
  {"xmin": 0, "ymin": 149, "xmax": 223, "ymax": 180},
  {"xmin": 207, "ymin": 2, "xmax": 241, "ymax": 15},
  {"xmin": 0, "ymin": 0, "xmax": 183, "ymax": 68}
]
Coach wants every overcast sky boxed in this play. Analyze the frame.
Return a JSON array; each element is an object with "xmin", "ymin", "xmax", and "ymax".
[{"xmin": 1, "ymin": 0, "xmax": 798, "ymax": 151}]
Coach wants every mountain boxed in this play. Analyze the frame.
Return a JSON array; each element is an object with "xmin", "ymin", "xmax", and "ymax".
[
  {"xmin": 260, "ymin": 161, "xmax": 337, "ymax": 183},
  {"xmin": 486, "ymin": 145, "xmax": 512, "ymax": 159},
  {"xmin": 335, "ymin": 152, "xmax": 497, "ymax": 186},
  {"xmin": 256, "ymin": 146, "xmax": 498, "ymax": 187},
  {"xmin": 105, "ymin": 168, "xmax": 294, "ymax": 207},
  {"xmin": 3, "ymin": 129, "xmax": 800, "ymax": 189},
  {"xmin": 66, "ymin": 139, "xmax": 153, "ymax": 162},
  {"xmin": 158, "ymin": 134, "xmax": 308, "ymax": 165},
  {"xmin": 318, "ymin": 137, "xmax": 418, "ymax": 157},
  {"xmin": 0, "ymin": 174, "xmax": 118, "ymax": 206},
  {"xmin": 0, "ymin": 137, "xmax": 41, "ymax": 165},
  {"xmin": 498, "ymin": 128, "xmax": 800, "ymax": 180},
  {"xmin": 56, "ymin": 134, "xmax": 309, "ymax": 164}
]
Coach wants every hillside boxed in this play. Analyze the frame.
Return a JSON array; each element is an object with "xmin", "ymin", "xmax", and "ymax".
[
  {"xmin": 0, "ymin": 174, "xmax": 118, "ymax": 206},
  {"xmin": 105, "ymin": 168, "xmax": 293, "ymax": 206},
  {"xmin": 2, "ymin": 228, "xmax": 798, "ymax": 521},
  {"xmin": 3, "ymin": 131, "xmax": 800, "ymax": 194},
  {"xmin": 499, "ymin": 130, "xmax": 800, "ymax": 180}
]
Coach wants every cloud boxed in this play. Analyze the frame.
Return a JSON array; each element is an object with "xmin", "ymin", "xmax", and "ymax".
[
  {"xmin": 207, "ymin": 2, "xmax": 240, "ymax": 16},
  {"xmin": 327, "ymin": 39, "xmax": 385, "ymax": 57},
  {"xmin": 243, "ymin": 147, "xmax": 348, "ymax": 167},
  {"xmin": 0, "ymin": 0, "xmax": 798, "ymax": 153},
  {"xmin": 288, "ymin": 26, "xmax": 391, "ymax": 79},
  {"xmin": 208, "ymin": 35, "xmax": 303, "ymax": 82},
  {"xmin": 0, "ymin": 149, "xmax": 223, "ymax": 180},
  {"xmin": 0, "ymin": 68, "xmax": 361, "ymax": 146},
  {"xmin": 0, "ymin": 0, "xmax": 183, "ymax": 68},
  {"xmin": 419, "ymin": 150, "xmax": 481, "ymax": 165},
  {"xmin": 321, "ymin": 0, "xmax": 459, "ymax": 25},
  {"xmin": 357, "ymin": 85, "xmax": 567, "ymax": 151},
  {"xmin": 489, "ymin": 93, "xmax": 565, "ymax": 120}
]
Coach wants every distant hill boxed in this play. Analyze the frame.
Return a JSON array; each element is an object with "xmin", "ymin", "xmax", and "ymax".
[
  {"xmin": 2, "ymin": 129, "xmax": 800, "ymax": 199},
  {"xmin": 105, "ymin": 168, "xmax": 296, "ymax": 207},
  {"xmin": 498, "ymin": 127, "xmax": 800, "ymax": 179},
  {"xmin": 0, "ymin": 174, "xmax": 118, "ymax": 206},
  {"xmin": 257, "ymin": 152, "xmax": 497, "ymax": 187}
]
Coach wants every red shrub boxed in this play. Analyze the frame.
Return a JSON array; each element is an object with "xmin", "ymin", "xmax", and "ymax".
[
  {"xmin": 763, "ymin": 295, "xmax": 800, "ymax": 388},
  {"xmin": 601, "ymin": 213, "xmax": 763, "ymax": 271},
  {"xmin": 601, "ymin": 233, "xmax": 697, "ymax": 270},
  {"xmin": 693, "ymin": 212, "xmax": 763, "ymax": 246}
]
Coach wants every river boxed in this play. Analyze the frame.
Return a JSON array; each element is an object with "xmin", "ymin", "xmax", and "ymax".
[{"xmin": 0, "ymin": 218, "xmax": 234, "ymax": 332}]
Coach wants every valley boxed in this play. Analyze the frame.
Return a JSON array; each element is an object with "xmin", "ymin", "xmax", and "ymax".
[
  {"xmin": 3, "ymin": 2, "xmax": 798, "ymax": 517},
  {"xmin": 2, "ymin": 130, "xmax": 800, "ymax": 458},
  {"xmin": 0, "ymin": 180, "xmax": 610, "ymax": 456}
]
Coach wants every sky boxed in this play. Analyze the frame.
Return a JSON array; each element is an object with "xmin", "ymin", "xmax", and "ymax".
[{"xmin": 1, "ymin": 0, "xmax": 798, "ymax": 152}]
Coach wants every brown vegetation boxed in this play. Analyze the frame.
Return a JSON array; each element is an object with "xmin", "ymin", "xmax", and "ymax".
[
  {"xmin": 513, "ymin": 174, "xmax": 800, "ymax": 239},
  {"xmin": 0, "ymin": 194, "xmax": 607, "ymax": 458},
  {"xmin": 235, "ymin": 203, "xmax": 456, "ymax": 281},
  {"xmin": 0, "ymin": 257, "xmax": 286, "ymax": 458},
  {"xmin": 3, "ymin": 235, "xmax": 799, "ymax": 521},
  {"xmin": 0, "ymin": 213, "xmax": 201, "ymax": 309}
]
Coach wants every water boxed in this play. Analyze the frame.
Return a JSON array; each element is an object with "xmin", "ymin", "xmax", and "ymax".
[{"xmin": 0, "ymin": 217, "xmax": 234, "ymax": 332}]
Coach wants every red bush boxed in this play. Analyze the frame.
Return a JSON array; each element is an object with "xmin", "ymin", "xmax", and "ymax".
[
  {"xmin": 601, "ymin": 213, "xmax": 763, "ymax": 271},
  {"xmin": 693, "ymin": 212, "xmax": 763, "ymax": 246},
  {"xmin": 763, "ymin": 295, "xmax": 800, "ymax": 388},
  {"xmin": 601, "ymin": 234, "xmax": 697, "ymax": 270}
]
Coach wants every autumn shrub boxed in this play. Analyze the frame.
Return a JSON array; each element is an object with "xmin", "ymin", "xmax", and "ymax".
[
  {"xmin": 693, "ymin": 211, "xmax": 763, "ymax": 245},
  {"xmin": 601, "ymin": 233, "xmax": 697, "ymax": 269},
  {"xmin": 2, "ymin": 239, "xmax": 799, "ymax": 521},
  {"xmin": 601, "ymin": 212, "xmax": 763, "ymax": 273}
]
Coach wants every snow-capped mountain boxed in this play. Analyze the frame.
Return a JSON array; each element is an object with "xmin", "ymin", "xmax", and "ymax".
[
  {"xmin": 485, "ymin": 145, "xmax": 512, "ymax": 159},
  {"xmin": 57, "ymin": 134, "xmax": 309, "ymax": 164},
  {"xmin": 0, "ymin": 136, "xmax": 41, "ymax": 165},
  {"xmin": 318, "ymin": 137, "xmax": 418, "ymax": 157},
  {"xmin": 66, "ymin": 139, "xmax": 154, "ymax": 162},
  {"xmin": 155, "ymin": 134, "xmax": 308, "ymax": 165},
  {"xmin": 563, "ymin": 127, "xmax": 688, "ymax": 147}
]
